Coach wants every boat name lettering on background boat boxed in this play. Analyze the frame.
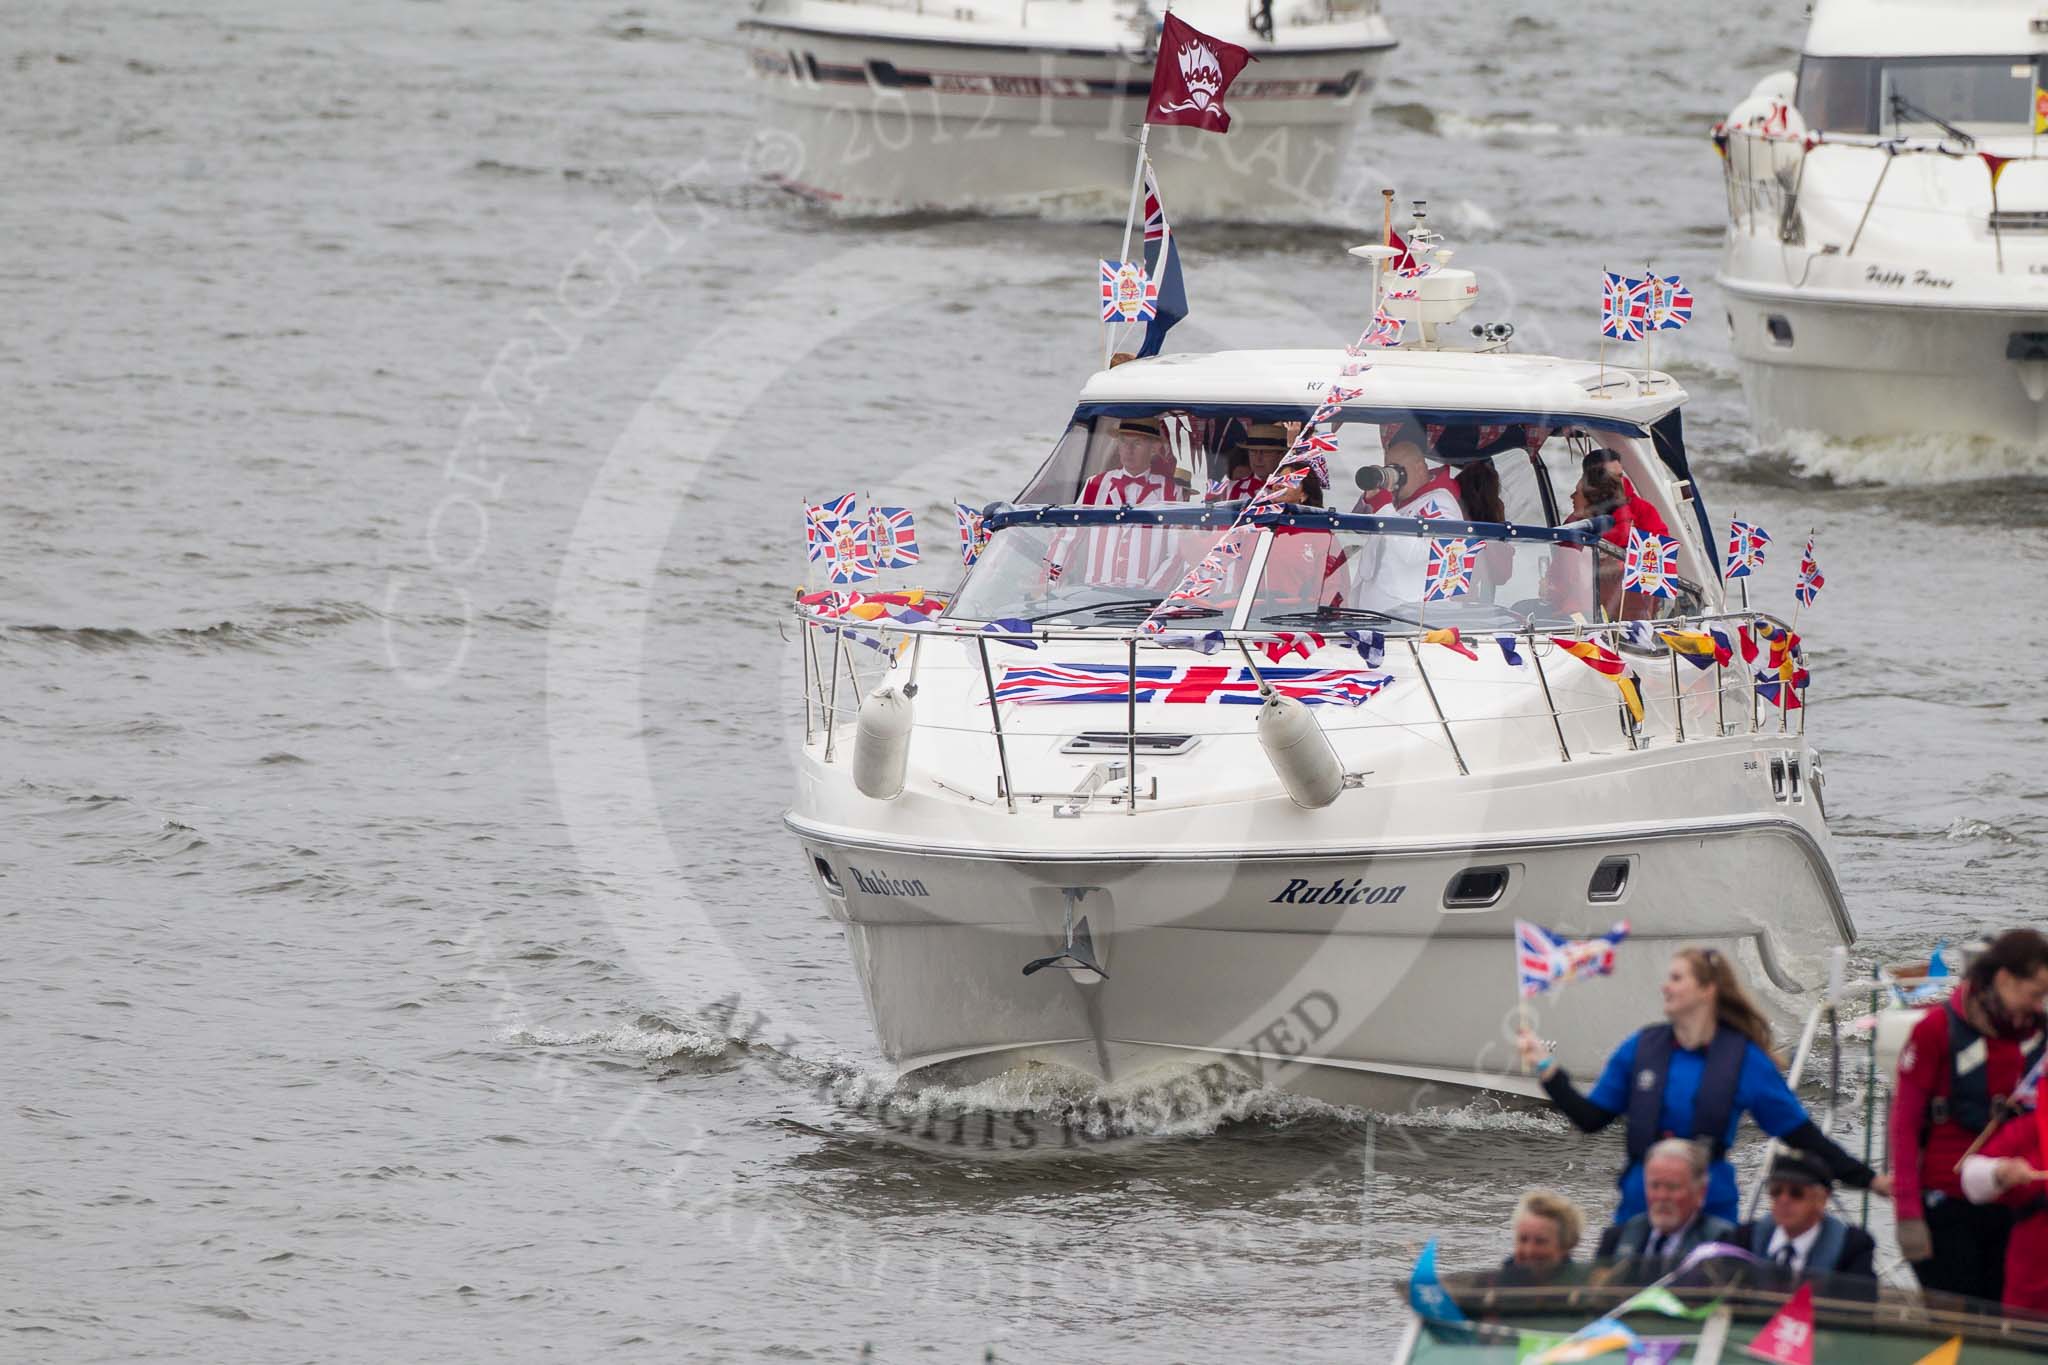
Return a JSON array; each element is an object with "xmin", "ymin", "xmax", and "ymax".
[
  {"xmin": 845, "ymin": 866, "xmax": 929, "ymax": 899},
  {"xmin": 1269, "ymin": 878, "xmax": 1408, "ymax": 906}
]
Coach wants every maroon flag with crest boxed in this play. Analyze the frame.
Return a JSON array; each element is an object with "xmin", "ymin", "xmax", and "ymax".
[{"xmin": 1145, "ymin": 14, "xmax": 1253, "ymax": 133}]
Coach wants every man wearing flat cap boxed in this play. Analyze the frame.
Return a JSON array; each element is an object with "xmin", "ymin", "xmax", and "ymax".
[{"xmin": 1734, "ymin": 1151, "xmax": 1876, "ymax": 1282}]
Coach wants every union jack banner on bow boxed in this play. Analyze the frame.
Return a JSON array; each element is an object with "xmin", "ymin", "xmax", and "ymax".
[
  {"xmin": 1795, "ymin": 537, "xmax": 1825, "ymax": 607},
  {"xmin": 1517, "ymin": 920, "xmax": 1631, "ymax": 999},
  {"xmin": 1100, "ymin": 258, "xmax": 1157, "ymax": 323},
  {"xmin": 1622, "ymin": 529, "xmax": 1681, "ymax": 598},
  {"xmin": 956, "ymin": 501, "xmax": 990, "ymax": 566},
  {"xmin": 865, "ymin": 506, "xmax": 920, "ymax": 569},
  {"xmin": 1601, "ymin": 271, "xmax": 1647, "ymax": 342},
  {"xmin": 992, "ymin": 663, "xmax": 1394, "ymax": 707},
  {"xmin": 1724, "ymin": 519, "xmax": 1772, "ymax": 580},
  {"xmin": 806, "ymin": 493, "xmax": 857, "ymax": 561},
  {"xmin": 1363, "ymin": 309, "xmax": 1406, "ymax": 347},
  {"xmin": 1647, "ymin": 273, "xmax": 1693, "ymax": 331},
  {"xmin": 822, "ymin": 515, "xmax": 877, "ymax": 585},
  {"xmin": 1423, "ymin": 538, "xmax": 1479, "ymax": 601}
]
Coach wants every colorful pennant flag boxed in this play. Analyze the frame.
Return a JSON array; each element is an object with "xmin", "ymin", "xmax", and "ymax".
[
  {"xmin": 979, "ymin": 619, "xmax": 1040, "ymax": 649},
  {"xmin": 1741, "ymin": 1282, "xmax": 1815, "ymax": 1365},
  {"xmin": 1659, "ymin": 629, "xmax": 1723, "ymax": 670},
  {"xmin": 1424, "ymin": 626, "xmax": 1478, "ymax": 660},
  {"xmin": 1407, "ymin": 1241, "xmax": 1469, "ymax": 1325},
  {"xmin": 1794, "ymin": 538, "xmax": 1824, "ymax": 607},
  {"xmin": 1343, "ymin": 629, "xmax": 1386, "ymax": 667},
  {"xmin": 956, "ymin": 502, "xmax": 989, "ymax": 566},
  {"xmin": 1497, "ymin": 636, "xmax": 1526, "ymax": 667},
  {"xmin": 1259, "ymin": 631, "xmax": 1326, "ymax": 663},
  {"xmin": 1602, "ymin": 272, "xmax": 1647, "ymax": 342},
  {"xmin": 1908, "ymin": 1338, "xmax": 1962, "ymax": 1365},
  {"xmin": 1517, "ymin": 920, "xmax": 1630, "ymax": 999},
  {"xmin": 1725, "ymin": 519, "xmax": 1772, "ymax": 579},
  {"xmin": 1424, "ymin": 538, "xmax": 1480, "ymax": 602},
  {"xmin": 1551, "ymin": 637, "xmax": 1646, "ymax": 724},
  {"xmin": 1528, "ymin": 1316, "xmax": 1641, "ymax": 1364},
  {"xmin": 1156, "ymin": 629, "xmax": 1227, "ymax": 655},
  {"xmin": 865, "ymin": 506, "xmax": 920, "ymax": 569},
  {"xmin": 1622, "ymin": 529, "xmax": 1680, "ymax": 598}
]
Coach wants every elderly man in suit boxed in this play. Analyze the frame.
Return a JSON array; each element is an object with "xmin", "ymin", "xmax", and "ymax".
[
  {"xmin": 1734, "ymin": 1151, "xmax": 1877, "ymax": 1285},
  {"xmin": 1596, "ymin": 1139, "xmax": 1736, "ymax": 1276}
]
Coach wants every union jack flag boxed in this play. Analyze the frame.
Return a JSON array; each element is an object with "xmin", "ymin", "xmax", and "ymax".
[
  {"xmin": 806, "ymin": 493, "xmax": 857, "ymax": 561},
  {"xmin": 1423, "ymin": 537, "xmax": 1479, "ymax": 601},
  {"xmin": 1363, "ymin": 309, "xmax": 1406, "ymax": 347},
  {"xmin": 1724, "ymin": 519, "xmax": 1772, "ymax": 580},
  {"xmin": 1100, "ymin": 258, "xmax": 1156, "ymax": 323},
  {"xmin": 1648, "ymin": 273, "xmax": 1693, "ymax": 331},
  {"xmin": 1795, "ymin": 537, "xmax": 1825, "ymax": 607},
  {"xmin": 1622, "ymin": 529, "xmax": 1681, "ymax": 598},
  {"xmin": 992, "ymin": 663, "xmax": 1394, "ymax": 708},
  {"xmin": 865, "ymin": 506, "xmax": 919, "ymax": 569},
  {"xmin": 1142, "ymin": 160, "xmax": 1167, "ymax": 244},
  {"xmin": 821, "ymin": 515, "xmax": 877, "ymax": 585},
  {"xmin": 956, "ymin": 501, "xmax": 989, "ymax": 566},
  {"xmin": 1517, "ymin": 920, "xmax": 1630, "ymax": 999},
  {"xmin": 1601, "ymin": 272, "xmax": 1647, "ymax": 342}
]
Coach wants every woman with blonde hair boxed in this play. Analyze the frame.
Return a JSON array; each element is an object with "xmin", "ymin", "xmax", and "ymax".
[
  {"xmin": 1498, "ymin": 1189, "xmax": 1587, "ymax": 1286},
  {"xmin": 1517, "ymin": 946, "xmax": 1892, "ymax": 1226}
]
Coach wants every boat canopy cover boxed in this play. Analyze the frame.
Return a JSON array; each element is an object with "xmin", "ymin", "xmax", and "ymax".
[{"xmin": 1803, "ymin": 0, "xmax": 2047, "ymax": 59}]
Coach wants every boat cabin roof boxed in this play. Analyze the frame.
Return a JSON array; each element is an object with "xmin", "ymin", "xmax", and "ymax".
[
  {"xmin": 1077, "ymin": 348, "xmax": 1687, "ymax": 433},
  {"xmin": 1804, "ymin": 0, "xmax": 2048, "ymax": 59}
]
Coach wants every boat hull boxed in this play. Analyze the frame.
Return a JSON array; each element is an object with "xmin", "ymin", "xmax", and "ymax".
[
  {"xmin": 789, "ymin": 791, "xmax": 1850, "ymax": 1108},
  {"xmin": 1723, "ymin": 283, "xmax": 2048, "ymax": 445},
  {"xmin": 740, "ymin": 23, "xmax": 1392, "ymax": 219}
]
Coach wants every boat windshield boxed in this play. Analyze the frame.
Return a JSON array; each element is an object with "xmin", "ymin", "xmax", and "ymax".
[
  {"xmin": 1019, "ymin": 412, "xmax": 1560, "ymax": 525},
  {"xmin": 944, "ymin": 514, "xmax": 1629, "ymax": 634},
  {"xmin": 1798, "ymin": 54, "xmax": 2047, "ymax": 135}
]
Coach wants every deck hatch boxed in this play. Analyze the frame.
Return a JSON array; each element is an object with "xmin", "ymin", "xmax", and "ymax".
[{"xmin": 1061, "ymin": 732, "xmax": 1199, "ymax": 756}]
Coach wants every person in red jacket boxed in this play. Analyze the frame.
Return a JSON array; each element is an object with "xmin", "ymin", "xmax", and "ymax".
[
  {"xmin": 1960, "ymin": 1083, "xmax": 2048, "ymax": 1317},
  {"xmin": 1890, "ymin": 929, "xmax": 2048, "ymax": 1307}
]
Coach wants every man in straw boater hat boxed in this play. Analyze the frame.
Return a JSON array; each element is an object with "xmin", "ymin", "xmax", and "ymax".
[
  {"xmin": 1076, "ymin": 416, "xmax": 1182, "ymax": 586},
  {"xmin": 1207, "ymin": 424, "xmax": 1293, "ymax": 502}
]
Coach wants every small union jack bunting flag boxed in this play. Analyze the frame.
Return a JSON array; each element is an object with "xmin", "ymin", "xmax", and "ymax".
[
  {"xmin": 1423, "ymin": 538, "xmax": 1479, "ymax": 602},
  {"xmin": 1795, "ymin": 537, "xmax": 1824, "ymax": 607},
  {"xmin": 1724, "ymin": 519, "xmax": 1771, "ymax": 580},
  {"xmin": 865, "ymin": 506, "xmax": 919, "ymax": 570},
  {"xmin": 1601, "ymin": 272, "xmax": 1647, "ymax": 342},
  {"xmin": 1622, "ymin": 529, "xmax": 1681, "ymax": 599}
]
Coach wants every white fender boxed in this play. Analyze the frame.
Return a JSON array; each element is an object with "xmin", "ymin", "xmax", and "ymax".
[
  {"xmin": 852, "ymin": 685, "xmax": 914, "ymax": 800},
  {"xmin": 1257, "ymin": 693, "xmax": 1343, "ymax": 810}
]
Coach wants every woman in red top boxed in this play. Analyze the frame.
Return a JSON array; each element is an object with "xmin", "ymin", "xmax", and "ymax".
[
  {"xmin": 1890, "ymin": 928, "xmax": 2048, "ymax": 1306},
  {"xmin": 1962, "ymin": 1093, "xmax": 2048, "ymax": 1318}
]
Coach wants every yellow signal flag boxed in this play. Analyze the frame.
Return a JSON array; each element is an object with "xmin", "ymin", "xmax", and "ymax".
[
  {"xmin": 2036, "ymin": 86, "xmax": 2048, "ymax": 135},
  {"xmin": 1616, "ymin": 674, "xmax": 1646, "ymax": 726},
  {"xmin": 1908, "ymin": 1337, "xmax": 1962, "ymax": 1365}
]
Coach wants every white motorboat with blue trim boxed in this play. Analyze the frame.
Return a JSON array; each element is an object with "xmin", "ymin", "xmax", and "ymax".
[
  {"xmin": 1716, "ymin": 0, "xmax": 2048, "ymax": 446},
  {"xmin": 739, "ymin": 0, "xmax": 1395, "ymax": 218},
  {"xmin": 786, "ymin": 244, "xmax": 1853, "ymax": 1110}
]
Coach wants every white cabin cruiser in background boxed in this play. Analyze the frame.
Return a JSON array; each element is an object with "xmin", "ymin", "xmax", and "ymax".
[
  {"xmin": 786, "ymin": 233, "xmax": 1852, "ymax": 1112},
  {"xmin": 1716, "ymin": 0, "xmax": 2048, "ymax": 448},
  {"xmin": 739, "ymin": 0, "xmax": 1395, "ymax": 217}
]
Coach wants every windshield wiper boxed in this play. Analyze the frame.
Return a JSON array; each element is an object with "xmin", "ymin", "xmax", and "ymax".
[
  {"xmin": 1013, "ymin": 596, "xmax": 1219, "ymax": 624},
  {"xmin": 1260, "ymin": 606, "xmax": 1420, "ymax": 628},
  {"xmin": 1887, "ymin": 91, "xmax": 1975, "ymax": 147}
]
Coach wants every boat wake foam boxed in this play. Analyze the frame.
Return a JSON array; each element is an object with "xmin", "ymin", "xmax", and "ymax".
[{"xmin": 1776, "ymin": 428, "xmax": 2048, "ymax": 486}]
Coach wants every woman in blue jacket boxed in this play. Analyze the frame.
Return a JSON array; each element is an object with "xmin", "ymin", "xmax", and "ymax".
[{"xmin": 1516, "ymin": 946, "xmax": 1891, "ymax": 1225}]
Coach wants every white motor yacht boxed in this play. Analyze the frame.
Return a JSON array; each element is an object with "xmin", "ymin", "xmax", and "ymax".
[
  {"xmin": 1716, "ymin": 0, "xmax": 2048, "ymax": 446},
  {"xmin": 738, "ymin": 0, "xmax": 1396, "ymax": 218},
  {"xmin": 787, "ymin": 231, "xmax": 1852, "ymax": 1111}
]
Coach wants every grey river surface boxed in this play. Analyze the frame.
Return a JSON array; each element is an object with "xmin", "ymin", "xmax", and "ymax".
[{"xmin": 6, "ymin": 1, "xmax": 2046, "ymax": 1360}]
